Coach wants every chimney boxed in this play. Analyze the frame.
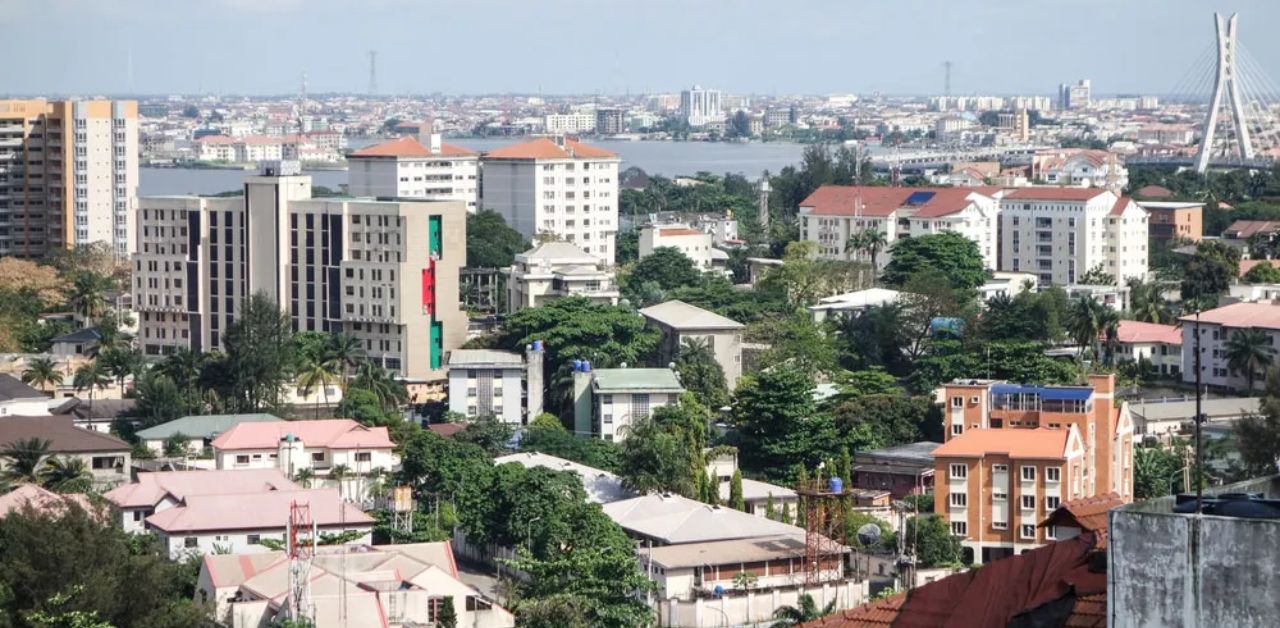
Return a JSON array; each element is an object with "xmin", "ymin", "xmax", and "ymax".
[{"xmin": 572, "ymin": 360, "xmax": 594, "ymax": 436}]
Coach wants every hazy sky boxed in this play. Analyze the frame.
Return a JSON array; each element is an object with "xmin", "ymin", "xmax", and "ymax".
[{"xmin": 2, "ymin": 0, "xmax": 1279, "ymax": 97}]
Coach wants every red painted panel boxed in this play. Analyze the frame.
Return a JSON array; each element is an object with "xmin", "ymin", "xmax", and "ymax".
[{"xmin": 421, "ymin": 260, "xmax": 436, "ymax": 315}]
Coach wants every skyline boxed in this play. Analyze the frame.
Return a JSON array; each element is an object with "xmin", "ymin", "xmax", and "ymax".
[{"xmin": 0, "ymin": 1, "xmax": 1277, "ymax": 97}]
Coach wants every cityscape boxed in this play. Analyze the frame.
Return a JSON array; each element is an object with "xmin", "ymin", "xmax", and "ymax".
[{"xmin": 2, "ymin": 2, "xmax": 1280, "ymax": 627}]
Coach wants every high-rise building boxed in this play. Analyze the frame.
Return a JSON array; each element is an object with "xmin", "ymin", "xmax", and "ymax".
[
  {"xmin": 997, "ymin": 188, "xmax": 1148, "ymax": 285},
  {"xmin": 1058, "ymin": 80, "xmax": 1091, "ymax": 110},
  {"xmin": 679, "ymin": 86, "xmax": 723, "ymax": 126},
  {"xmin": 132, "ymin": 161, "xmax": 466, "ymax": 381},
  {"xmin": 932, "ymin": 374, "xmax": 1133, "ymax": 564},
  {"xmin": 594, "ymin": 108, "xmax": 625, "ymax": 136},
  {"xmin": 347, "ymin": 131, "xmax": 478, "ymax": 213},
  {"xmin": 543, "ymin": 113, "xmax": 596, "ymax": 135},
  {"xmin": 480, "ymin": 137, "xmax": 619, "ymax": 263},
  {"xmin": 0, "ymin": 99, "xmax": 138, "ymax": 259}
]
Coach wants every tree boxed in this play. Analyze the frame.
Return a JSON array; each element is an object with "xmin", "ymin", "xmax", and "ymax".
[
  {"xmin": 615, "ymin": 231, "xmax": 640, "ymax": 264},
  {"xmin": 674, "ymin": 336, "xmax": 729, "ymax": 409},
  {"xmin": 155, "ymin": 347, "xmax": 205, "ymax": 398},
  {"xmin": 21, "ymin": 357, "xmax": 62, "ymax": 397},
  {"xmin": 39, "ymin": 456, "xmax": 93, "ymax": 493},
  {"xmin": 624, "ymin": 247, "xmax": 701, "ymax": 300},
  {"xmin": 733, "ymin": 366, "xmax": 836, "ymax": 481},
  {"xmin": 729, "ymin": 469, "xmax": 745, "ymax": 511},
  {"xmin": 296, "ymin": 351, "xmax": 340, "ymax": 419},
  {"xmin": 761, "ymin": 310, "xmax": 840, "ymax": 377},
  {"xmin": 518, "ymin": 425, "xmax": 621, "ymax": 471},
  {"xmin": 1067, "ymin": 295, "xmax": 1113, "ymax": 361},
  {"xmin": 617, "ymin": 401, "xmax": 708, "ymax": 499},
  {"xmin": 325, "ymin": 333, "xmax": 365, "ymax": 391},
  {"xmin": 97, "ymin": 346, "xmax": 142, "ymax": 392},
  {"xmin": 133, "ymin": 373, "xmax": 189, "ymax": 429},
  {"xmin": 0, "ymin": 505, "xmax": 207, "ymax": 627},
  {"xmin": 466, "ymin": 210, "xmax": 527, "ymax": 268},
  {"xmin": 1078, "ymin": 264, "xmax": 1116, "ymax": 286},
  {"xmin": 1243, "ymin": 262, "xmax": 1280, "ymax": 284},
  {"xmin": 350, "ymin": 361, "xmax": 408, "ymax": 415},
  {"xmin": 1, "ymin": 437, "xmax": 50, "ymax": 484},
  {"xmin": 453, "ymin": 416, "xmax": 515, "ymax": 456},
  {"xmin": 904, "ymin": 514, "xmax": 963, "ymax": 567},
  {"xmin": 436, "ymin": 596, "xmax": 457, "ymax": 628},
  {"xmin": 881, "ymin": 232, "xmax": 987, "ymax": 291},
  {"xmin": 68, "ymin": 273, "xmax": 112, "ymax": 324},
  {"xmin": 294, "ymin": 468, "xmax": 315, "ymax": 488},
  {"xmin": 1134, "ymin": 444, "xmax": 1186, "ymax": 499},
  {"xmin": 1127, "ymin": 278, "xmax": 1172, "ymax": 324},
  {"xmin": 770, "ymin": 594, "xmax": 836, "ymax": 627},
  {"xmin": 847, "ymin": 229, "xmax": 888, "ymax": 268},
  {"xmin": 71, "ymin": 362, "xmax": 108, "ymax": 403},
  {"xmin": 729, "ymin": 110, "xmax": 752, "ymax": 138},
  {"xmin": 223, "ymin": 292, "xmax": 295, "ymax": 412},
  {"xmin": 832, "ymin": 395, "xmax": 939, "ymax": 450},
  {"xmin": 1225, "ymin": 327, "xmax": 1276, "ymax": 392},
  {"xmin": 1181, "ymin": 240, "xmax": 1240, "ymax": 309},
  {"xmin": 0, "ymin": 257, "xmax": 69, "ymax": 308}
]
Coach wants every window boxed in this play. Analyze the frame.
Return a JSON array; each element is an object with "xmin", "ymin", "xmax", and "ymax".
[
  {"xmin": 1046, "ymin": 467, "xmax": 1061, "ymax": 483},
  {"xmin": 248, "ymin": 534, "xmax": 261, "ymax": 544},
  {"xmin": 992, "ymin": 464, "xmax": 1008, "ymax": 474},
  {"xmin": 1020, "ymin": 524, "xmax": 1036, "ymax": 539},
  {"xmin": 950, "ymin": 521, "xmax": 967, "ymax": 536},
  {"xmin": 1021, "ymin": 466, "xmax": 1036, "ymax": 482},
  {"xmin": 466, "ymin": 596, "xmax": 493, "ymax": 611},
  {"xmin": 993, "ymin": 520, "xmax": 1008, "ymax": 530},
  {"xmin": 949, "ymin": 464, "xmax": 967, "ymax": 479},
  {"xmin": 184, "ymin": 537, "xmax": 198, "ymax": 548},
  {"xmin": 1045, "ymin": 525, "xmax": 1058, "ymax": 540},
  {"xmin": 132, "ymin": 510, "xmax": 144, "ymax": 522},
  {"xmin": 312, "ymin": 453, "xmax": 325, "ymax": 462},
  {"xmin": 235, "ymin": 455, "xmax": 250, "ymax": 464},
  {"xmin": 1046, "ymin": 496, "xmax": 1061, "ymax": 511},
  {"xmin": 1021, "ymin": 495, "xmax": 1036, "ymax": 511},
  {"xmin": 603, "ymin": 414, "xmax": 613, "ymax": 424},
  {"xmin": 355, "ymin": 452, "xmax": 372, "ymax": 462},
  {"xmin": 951, "ymin": 423, "xmax": 963, "ymax": 436},
  {"xmin": 949, "ymin": 493, "xmax": 967, "ymax": 507},
  {"xmin": 993, "ymin": 490, "xmax": 1007, "ymax": 501},
  {"xmin": 950, "ymin": 396, "xmax": 963, "ymax": 408}
]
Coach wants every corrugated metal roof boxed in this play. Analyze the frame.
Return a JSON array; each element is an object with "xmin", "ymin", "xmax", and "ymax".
[{"xmin": 590, "ymin": 368, "xmax": 684, "ymax": 393}]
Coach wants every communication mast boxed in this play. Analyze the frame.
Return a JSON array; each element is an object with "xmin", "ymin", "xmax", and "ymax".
[
  {"xmin": 287, "ymin": 501, "xmax": 317, "ymax": 623},
  {"xmin": 795, "ymin": 476, "xmax": 851, "ymax": 586}
]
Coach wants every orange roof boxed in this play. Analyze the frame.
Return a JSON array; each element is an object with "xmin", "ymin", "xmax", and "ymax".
[
  {"xmin": 1179, "ymin": 301, "xmax": 1280, "ymax": 330},
  {"xmin": 482, "ymin": 137, "xmax": 617, "ymax": 160},
  {"xmin": 1109, "ymin": 196, "xmax": 1136, "ymax": 216},
  {"xmin": 932, "ymin": 428, "xmax": 1072, "ymax": 460},
  {"xmin": 798, "ymin": 186, "xmax": 985, "ymax": 218},
  {"xmin": 658, "ymin": 227, "xmax": 705, "ymax": 237},
  {"xmin": 1115, "ymin": 320, "xmax": 1181, "ymax": 345},
  {"xmin": 349, "ymin": 136, "xmax": 477, "ymax": 158},
  {"xmin": 1039, "ymin": 492, "xmax": 1124, "ymax": 549},
  {"xmin": 1136, "ymin": 185, "xmax": 1173, "ymax": 198},
  {"xmin": 1003, "ymin": 187, "xmax": 1109, "ymax": 201}
]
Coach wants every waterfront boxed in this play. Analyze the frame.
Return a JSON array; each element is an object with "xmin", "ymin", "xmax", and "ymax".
[{"xmin": 139, "ymin": 139, "xmax": 815, "ymax": 196}]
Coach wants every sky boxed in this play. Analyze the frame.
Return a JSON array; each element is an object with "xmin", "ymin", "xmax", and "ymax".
[{"xmin": 1, "ymin": 0, "xmax": 1279, "ymax": 98}]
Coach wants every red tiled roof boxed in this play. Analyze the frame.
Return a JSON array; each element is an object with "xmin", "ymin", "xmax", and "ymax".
[
  {"xmin": 1239, "ymin": 259, "xmax": 1272, "ymax": 277},
  {"xmin": 1178, "ymin": 301, "xmax": 1280, "ymax": 330},
  {"xmin": 349, "ymin": 136, "xmax": 477, "ymax": 158},
  {"xmin": 197, "ymin": 135, "xmax": 236, "ymax": 145},
  {"xmin": 1003, "ymin": 187, "xmax": 1109, "ymax": 201},
  {"xmin": 1115, "ymin": 320, "xmax": 1182, "ymax": 345},
  {"xmin": 483, "ymin": 137, "xmax": 616, "ymax": 160},
  {"xmin": 932, "ymin": 427, "xmax": 1072, "ymax": 460},
  {"xmin": 798, "ymin": 186, "xmax": 985, "ymax": 219},
  {"xmin": 211, "ymin": 419, "xmax": 394, "ymax": 451},
  {"xmin": 658, "ymin": 227, "xmax": 704, "ymax": 237},
  {"xmin": 427, "ymin": 423, "xmax": 466, "ymax": 438},
  {"xmin": 1109, "ymin": 196, "xmax": 1136, "ymax": 216},
  {"xmin": 1136, "ymin": 185, "xmax": 1173, "ymax": 198},
  {"xmin": 1224, "ymin": 220, "xmax": 1280, "ymax": 239},
  {"xmin": 1039, "ymin": 492, "xmax": 1124, "ymax": 549}
]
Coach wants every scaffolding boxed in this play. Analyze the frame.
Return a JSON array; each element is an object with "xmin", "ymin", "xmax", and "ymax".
[{"xmin": 795, "ymin": 478, "xmax": 851, "ymax": 586}]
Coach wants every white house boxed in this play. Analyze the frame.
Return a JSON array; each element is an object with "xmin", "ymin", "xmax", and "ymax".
[
  {"xmin": 571, "ymin": 366, "xmax": 684, "ymax": 441},
  {"xmin": 639, "ymin": 300, "xmax": 745, "ymax": 391},
  {"xmin": 494, "ymin": 452, "xmax": 633, "ymax": 504},
  {"xmin": 134, "ymin": 413, "xmax": 284, "ymax": 455},
  {"xmin": 1115, "ymin": 320, "xmax": 1182, "ymax": 376},
  {"xmin": 0, "ymin": 375, "xmax": 51, "ymax": 417},
  {"xmin": 211, "ymin": 419, "xmax": 397, "ymax": 478},
  {"xmin": 807, "ymin": 288, "xmax": 903, "ymax": 323},
  {"xmin": 638, "ymin": 224, "xmax": 728, "ymax": 271},
  {"xmin": 1180, "ymin": 302, "xmax": 1280, "ymax": 390},
  {"xmin": 446, "ymin": 344, "xmax": 544, "ymax": 424},
  {"xmin": 1031, "ymin": 149, "xmax": 1129, "ymax": 189},
  {"xmin": 103, "ymin": 468, "xmax": 299, "ymax": 534},
  {"xmin": 504, "ymin": 241, "xmax": 620, "ymax": 313},
  {"xmin": 998, "ymin": 188, "xmax": 1148, "ymax": 285}
]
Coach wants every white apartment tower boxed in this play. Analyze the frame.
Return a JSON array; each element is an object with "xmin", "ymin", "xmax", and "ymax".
[
  {"xmin": 132, "ymin": 161, "xmax": 467, "ymax": 380},
  {"xmin": 480, "ymin": 137, "xmax": 619, "ymax": 263},
  {"xmin": 680, "ymin": 86, "xmax": 724, "ymax": 126},
  {"xmin": 998, "ymin": 188, "xmax": 1148, "ymax": 285},
  {"xmin": 0, "ymin": 99, "xmax": 138, "ymax": 258},
  {"xmin": 347, "ymin": 131, "xmax": 478, "ymax": 212}
]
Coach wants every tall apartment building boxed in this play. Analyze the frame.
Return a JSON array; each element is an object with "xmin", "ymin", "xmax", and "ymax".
[
  {"xmin": 1179, "ymin": 302, "xmax": 1280, "ymax": 391},
  {"xmin": 932, "ymin": 374, "xmax": 1134, "ymax": 563},
  {"xmin": 680, "ymin": 86, "xmax": 724, "ymax": 126},
  {"xmin": 347, "ymin": 132, "xmax": 479, "ymax": 213},
  {"xmin": 997, "ymin": 188, "xmax": 1148, "ymax": 285},
  {"xmin": 132, "ymin": 162, "xmax": 466, "ymax": 381},
  {"xmin": 543, "ymin": 113, "xmax": 597, "ymax": 135},
  {"xmin": 0, "ymin": 99, "xmax": 138, "ymax": 258},
  {"xmin": 595, "ymin": 108, "xmax": 625, "ymax": 135},
  {"xmin": 798, "ymin": 186, "xmax": 999, "ymax": 270},
  {"xmin": 481, "ymin": 137, "xmax": 619, "ymax": 263},
  {"xmin": 1058, "ymin": 80, "xmax": 1091, "ymax": 110}
]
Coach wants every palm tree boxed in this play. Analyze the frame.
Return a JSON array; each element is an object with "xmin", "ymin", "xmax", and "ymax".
[
  {"xmin": 861, "ymin": 229, "xmax": 888, "ymax": 268},
  {"xmin": 99, "ymin": 347, "xmax": 143, "ymax": 392},
  {"xmin": 294, "ymin": 468, "xmax": 315, "ymax": 488},
  {"xmin": 1127, "ymin": 279, "xmax": 1172, "ymax": 324},
  {"xmin": 157, "ymin": 347, "xmax": 205, "ymax": 396},
  {"xmin": 1, "ymin": 438, "xmax": 50, "ymax": 484},
  {"xmin": 1067, "ymin": 295, "xmax": 1105, "ymax": 360},
  {"xmin": 327, "ymin": 333, "xmax": 366, "ymax": 391},
  {"xmin": 21, "ymin": 357, "xmax": 62, "ymax": 397},
  {"xmin": 39, "ymin": 456, "xmax": 93, "ymax": 493},
  {"xmin": 1225, "ymin": 327, "xmax": 1277, "ymax": 392},
  {"xmin": 353, "ymin": 361, "xmax": 408, "ymax": 413},
  {"xmin": 844, "ymin": 231, "xmax": 866, "ymax": 263},
  {"xmin": 330, "ymin": 464, "xmax": 352, "ymax": 500},
  {"xmin": 297, "ymin": 354, "xmax": 340, "ymax": 419},
  {"xmin": 72, "ymin": 361, "xmax": 109, "ymax": 402},
  {"xmin": 69, "ymin": 273, "xmax": 110, "ymax": 324},
  {"xmin": 1102, "ymin": 312, "xmax": 1121, "ymax": 367},
  {"xmin": 770, "ymin": 594, "xmax": 837, "ymax": 627}
]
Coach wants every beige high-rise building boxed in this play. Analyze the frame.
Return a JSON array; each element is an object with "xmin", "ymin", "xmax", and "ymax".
[
  {"xmin": 132, "ymin": 162, "xmax": 466, "ymax": 381},
  {"xmin": 0, "ymin": 99, "xmax": 138, "ymax": 258}
]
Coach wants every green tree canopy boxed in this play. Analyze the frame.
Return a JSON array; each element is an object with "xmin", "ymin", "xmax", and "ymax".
[
  {"xmin": 673, "ymin": 336, "xmax": 730, "ymax": 409},
  {"xmin": 733, "ymin": 366, "xmax": 836, "ymax": 481},
  {"xmin": 466, "ymin": 211, "xmax": 528, "ymax": 268},
  {"xmin": 904, "ymin": 514, "xmax": 963, "ymax": 567},
  {"xmin": 881, "ymin": 232, "xmax": 988, "ymax": 291},
  {"xmin": 223, "ymin": 292, "xmax": 295, "ymax": 412},
  {"xmin": 1243, "ymin": 261, "xmax": 1280, "ymax": 284},
  {"xmin": 624, "ymin": 247, "xmax": 702, "ymax": 301}
]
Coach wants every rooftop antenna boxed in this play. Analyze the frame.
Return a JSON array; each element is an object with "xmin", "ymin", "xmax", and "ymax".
[
  {"xmin": 944, "ymin": 61, "xmax": 952, "ymax": 98},
  {"xmin": 287, "ymin": 501, "xmax": 316, "ymax": 624},
  {"xmin": 368, "ymin": 50, "xmax": 378, "ymax": 96}
]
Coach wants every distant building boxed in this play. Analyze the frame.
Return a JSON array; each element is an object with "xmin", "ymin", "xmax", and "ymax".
[
  {"xmin": 0, "ymin": 99, "xmax": 139, "ymax": 258},
  {"xmin": 852, "ymin": 441, "xmax": 937, "ymax": 499},
  {"xmin": 347, "ymin": 132, "xmax": 479, "ymax": 213},
  {"xmin": 1030, "ymin": 149, "xmax": 1128, "ymax": 189},
  {"xmin": 445, "ymin": 345, "xmax": 544, "ymax": 424},
  {"xmin": 1058, "ymin": 79, "xmax": 1091, "ymax": 110},
  {"xmin": 639, "ymin": 299, "xmax": 745, "ymax": 390},
  {"xmin": 481, "ymin": 137, "xmax": 620, "ymax": 263},
  {"xmin": 503, "ymin": 241, "xmax": 620, "ymax": 313},
  {"xmin": 680, "ymin": 86, "xmax": 724, "ymax": 126},
  {"xmin": 0, "ymin": 415, "xmax": 131, "ymax": 489},
  {"xmin": 595, "ymin": 108, "xmax": 625, "ymax": 135},
  {"xmin": 997, "ymin": 188, "xmax": 1148, "ymax": 285},
  {"xmin": 132, "ymin": 164, "xmax": 467, "ymax": 380},
  {"xmin": 807, "ymin": 288, "xmax": 903, "ymax": 323},
  {"xmin": 1179, "ymin": 302, "xmax": 1280, "ymax": 390},
  {"xmin": 103, "ymin": 468, "xmax": 298, "ymax": 534},
  {"xmin": 638, "ymin": 224, "xmax": 727, "ymax": 271},
  {"xmin": 543, "ymin": 112, "xmax": 596, "ymax": 134},
  {"xmin": 571, "ymin": 366, "xmax": 684, "ymax": 440},
  {"xmin": 1136, "ymin": 201, "xmax": 1203, "ymax": 242},
  {"xmin": 1114, "ymin": 320, "xmax": 1182, "ymax": 376},
  {"xmin": 494, "ymin": 451, "xmax": 632, "ymax": 503}
]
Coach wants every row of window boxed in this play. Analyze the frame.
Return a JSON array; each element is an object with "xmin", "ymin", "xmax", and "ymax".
[
  {"xmin": 950, "ymin": 492, "xmax": 1061, "ymax": 511},
  {"xmin": 950, "ymin": 521, "xmax": 1056, "ymax": 540},
  {"xmin": 950, "ymin": 463, "xmax": 1060, "ymax": 483}
]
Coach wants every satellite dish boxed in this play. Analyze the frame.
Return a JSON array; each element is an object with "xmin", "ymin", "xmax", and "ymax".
[{"xmin": 857, "ymin": 523, "xmax": 882, "ymax": 547}]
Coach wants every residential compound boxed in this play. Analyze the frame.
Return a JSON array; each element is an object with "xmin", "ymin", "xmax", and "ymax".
[
  {"xmin": 131, "ymin": 161, "xmax": 466, "ymax": 380},
  {"xmin": 638, "ymin": 224, "xmax": 728, "ymax": 271},
  {"xmin": 1136, "ymin": 200, "xmax": 1203, "ymax": 242},
  {"xmin": 1180, "ymin": 302, "xmax": 1280, "ymax": 390},
  {"xmin": 931, "ymin": 374, "xmax": 1133, "ymax": 563},
  {"xmin": 639, "ymin": 299, "xmax": 745, "ymax": 390},
  {"xmin": 210, "ymin": 418, "xmax": 397, "ymax": 478},
  {"xmin": 445, "ymin": 344, "xmax": 545, "ymax": 424},
  {"xmin": 346, "ymin": 132, "xmax": 479, "ymax": 212},
  {"xmin": 480, "ymin": 137, "xmax": 619, "ymax": 263},
  {"xmin": 503, "ymin": 240, "xmax": 619, "ymax": 313},
  {"xmin": 571, "ymin": 365, "xmax": 684, "ymax": 440},
  {"xmin": 1029, "ymin": 149, "xmax": 1128, "ymax": 189},
  {"xmin": 0, "ymin": 99, "xmax": 138, "ymax": 258},
  {"xmin": 799, "ymin": 185, "xmax": 1150, "ymax": 285}
]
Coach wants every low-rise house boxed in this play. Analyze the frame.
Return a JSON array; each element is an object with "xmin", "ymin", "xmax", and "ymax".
[
  {"xmin": 852, "ymin": 441, "xmax": 937, "ymax": 499},
  {"xmin": 104, "ymin": 468, "xmax": 299, "ymax": 534},
  {"xmin": 1114, "ymin": 320, "xmax": 1182, "ymax": 376},
  {"xmin": 147, "ymin": 487, "xmax": 372, "ymax": 558},
  {"xmin": 0, "ymin": 416, "xmax": 131, "ymax": 489},
  {"xmin": 977, "ymin": 271, "xmax": 1038, "ymax": 301},
  {"xmin": 494, "ymin": 451, "xmax": 632, "ymax": 503},
  {"xmin": 704, "ymin": 448, "xmax": 799, "ymax": 520},
  {"xmin": 503, "ymin": 241, "xmax": 620, "ymax": 313},
  {"xmin": 1128, "ymin": 396, "xmax": 1260, "ymax": 440},
  {"xmin": 807, "ymin": 288, "xmax": 902, "ymax": 323},
  {"xmin": 0, "ymin": 375, "xmax": 51, "ymax": 416},
  {"xmin": 197, "ymin": 542, "xmax": 513, "ymax": 628},
  {"xmin": 445, "ymin": 344, "xmax": 544, "ymax": 424},
  {"xmin": 571, "ymin": 365, "xmax": 684, "ymax": 440},
  {"xmin": 602, "ymin": 493, "xmax": 803, "ymax": 546},
  {"xmin": 0, "ymin": 484, "xmax": 95, "ymax": 518},
  {"xmin": 135, "ymin": 413, "xmax": 284, "ymax": 455},
  {"xmin": 211, "ymin": 419, "xmax": 397, "ymax": 478},
  {"xmin": 48, "ymin": 328, "xmax": 102, "ymax": 358},
  {"xmin": 1138, "ymin": 201, "xmax": 1203, "ymax": 242},
  {"xmin": 638, "ymin": 224, "xmax": 728, "ymax": 271},
  {"xmin": 640, "ymin": 300, "xmax": 745, "ymax": 390},
  {"xmin": 1179, "ymin": 302, "xmax": 1280, "ymax": 390},
  {"xmin": 1066, "ymin": 283, "xmax": 1130, "ymax": 311},
  {"xmin": 52, "ymin": 398, "xmax": 137, "ymax": 433}
]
